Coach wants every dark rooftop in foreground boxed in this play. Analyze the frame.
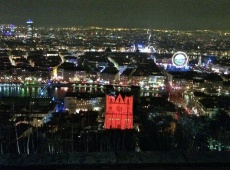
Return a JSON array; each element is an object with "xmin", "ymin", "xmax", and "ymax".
[{"xmin": 0, "ymin": 152, "xmax": 230, "ymax": 169}]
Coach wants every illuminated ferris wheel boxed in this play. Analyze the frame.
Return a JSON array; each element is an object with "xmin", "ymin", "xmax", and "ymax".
[{"xmin": 172, "ymin": 51, "xmax": 189, "ymax": 67}]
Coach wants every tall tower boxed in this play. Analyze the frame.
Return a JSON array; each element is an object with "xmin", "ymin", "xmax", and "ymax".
[
  {"xmin": 198, "ymin": 56, "xmax": 202, "ymax": 66},
  {"xmin": 147, "ymin": 29, "xmax": 156, "ymax": 53},
  {"xmin": 104, "ymin": 93, "xmax": 133, "ymax": 130},
  {"xmin": 26, "ymin": 19, "xmax": 33, "ymax": 38}
]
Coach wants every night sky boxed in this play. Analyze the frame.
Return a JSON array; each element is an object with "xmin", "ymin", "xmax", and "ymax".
[{"xmin": 0, "ymin": 0, "xmax": 229, "ymax": 30}]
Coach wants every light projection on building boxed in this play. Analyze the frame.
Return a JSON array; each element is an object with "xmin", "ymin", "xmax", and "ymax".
[
  {"xmin": 104, "ymin": 93, "xmax": 133, "ymax": 130},
  {"xmin": 172, "ymin": 51, "xmax": 188, "ymax": 67}
]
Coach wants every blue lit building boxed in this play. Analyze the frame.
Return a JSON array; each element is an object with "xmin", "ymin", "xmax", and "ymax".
[
  {"xmin": 26, "ymin": 19, "xmax": 33, "ymax": 38},
  {"xmin": 0, "ymin": 24, "xmax": 15, "ymax": 36}
]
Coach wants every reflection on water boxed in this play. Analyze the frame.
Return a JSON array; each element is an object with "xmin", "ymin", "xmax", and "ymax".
[
  {"xmin": 0, "ymin": 84, "xmax": 105, "ymax": 100},
  {"xmin": 0, "ymin": 86, "xmax": 45, "ymax": 97},
  {"xmin": 0, "ymin": 83, "xmax": 159, "ymax": 101}
]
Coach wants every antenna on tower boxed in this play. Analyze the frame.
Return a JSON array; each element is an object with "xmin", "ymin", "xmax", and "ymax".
[{"xmin": 148, "ymin": 31, "xmax": 151, "ymax": 45}]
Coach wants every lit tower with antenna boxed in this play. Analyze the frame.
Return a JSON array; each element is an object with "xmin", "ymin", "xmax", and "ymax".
[{"xmin": 197, "ymin": 46, "xmax": 202, "ymax": 66}]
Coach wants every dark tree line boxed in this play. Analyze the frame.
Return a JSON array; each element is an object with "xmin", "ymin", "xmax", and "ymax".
[{"xmin": 137, "ymin": 109, "xmax": 230, "ymax": 152}]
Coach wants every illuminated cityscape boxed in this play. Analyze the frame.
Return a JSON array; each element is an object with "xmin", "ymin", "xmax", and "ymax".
[
  {"xmin": 0, "ymin": 21, "xmax": 230, "ymax": 153},
  {"xmin": 0, "ymin": 0, "xmax": 230, "ymax": 168}
]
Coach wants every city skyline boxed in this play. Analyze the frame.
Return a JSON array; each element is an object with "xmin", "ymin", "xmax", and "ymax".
[
  {"xmin": 0, "ymin": 9, "xmax": 230, "ymax": 167},
  {"xmin": 0, "ymin": 0, "xmax": 230, "ymax": 30}
]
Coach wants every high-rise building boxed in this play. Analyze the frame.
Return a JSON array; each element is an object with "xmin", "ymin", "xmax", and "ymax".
[
  {"xmin": 26, "ymin": 19, "xmax": 33, "ymax": 38},
  {"xmin": 104, "ymin": 93, "xmax": 133, "ymax": 129}
]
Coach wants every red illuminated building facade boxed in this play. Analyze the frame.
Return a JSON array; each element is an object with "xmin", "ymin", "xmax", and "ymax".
[{"xmin": 104, "ymin": 93, "xmax": 133, "ymax": 129}]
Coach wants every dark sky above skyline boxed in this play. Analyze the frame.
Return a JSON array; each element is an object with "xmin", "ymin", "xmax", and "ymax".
[{"xmin": 0, "ymin": 0, "xmax": 229, "ymax": 30}]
